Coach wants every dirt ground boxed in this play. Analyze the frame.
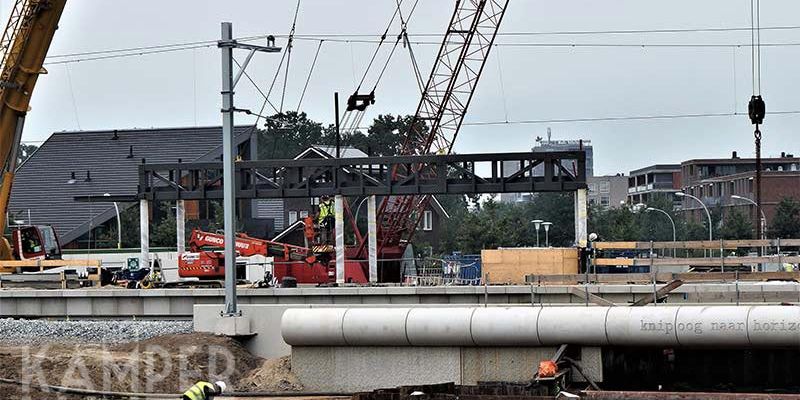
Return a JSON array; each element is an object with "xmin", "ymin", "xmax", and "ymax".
[{"xmin": 0, "ymin": 332, "xmax": 303, "ymax": 400}]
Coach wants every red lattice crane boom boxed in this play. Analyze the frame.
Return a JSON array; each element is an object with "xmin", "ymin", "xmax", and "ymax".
[{"xmin": 371, "ymin": 0, "xmax": 509, "ymax": 258}]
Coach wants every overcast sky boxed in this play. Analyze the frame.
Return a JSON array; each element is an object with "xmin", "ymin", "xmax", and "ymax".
[{"xmin": 11, "ymin": 0, "xmax": 800, "ymax": 175}]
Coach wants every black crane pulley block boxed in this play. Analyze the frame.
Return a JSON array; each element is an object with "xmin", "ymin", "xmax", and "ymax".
[
  {"xmin": 347, "ymin": 91, "xmax": 376, "ymax": 112},
  {"xmin": 748, "ymin": 95, "xmax": 766, "ymax": 125}
]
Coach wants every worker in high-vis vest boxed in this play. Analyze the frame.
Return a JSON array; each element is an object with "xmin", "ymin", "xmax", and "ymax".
[
  {"xmin": 182, "ymin": 381, "xmax": 226, "ymax": 400},
  {"xmin": 318, "ymin": 195, "xmax": 335, "ymax": 242}
]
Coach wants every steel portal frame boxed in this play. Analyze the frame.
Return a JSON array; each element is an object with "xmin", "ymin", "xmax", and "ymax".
[{"xmin": 137, "ymin": 151, "xmax": 587, "ymax": 201}]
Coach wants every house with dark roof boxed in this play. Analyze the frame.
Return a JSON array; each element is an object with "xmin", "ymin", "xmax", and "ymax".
[{"xmin": 10, "ymin": 126, "xmax": 257, "ymax": 248}]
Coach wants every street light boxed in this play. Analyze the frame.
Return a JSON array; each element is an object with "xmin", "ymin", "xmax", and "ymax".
[
  {"xmin": 646, "ymin": 207, "xmax": 676, "ymax": 257},
  {"xmin": 531, "ymin": 219, "xmax": 543, "ymax": 247},
  {"xmin": 730, "ymin": 195, "xmax": 767, "ymax": 240},
  {"xmin": 675, "ymin": 191, "xmax": 713, "ymax": 256},
  {"xmin": 104, "ymin": 193, "xmax": 122, "ymax": 249},
  {"xmin": 542, "ymin": 221, "xmax": 553, "ymax": 247}
]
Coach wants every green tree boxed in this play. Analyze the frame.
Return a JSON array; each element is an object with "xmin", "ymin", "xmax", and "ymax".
[
  {"xmin": 720, "ymin": 208, "xmax": 754, "ymax": 240},
  {"xmin": 151, "ymin": 202, "xmax": 177, "ymax": 247},
  {"xmin": 348, "ymin": 114, "xmax": 425, "ymax": 156},
  {"xmin": 256, "ymin": 112, "xmax": 412, "ymax": 160},
  {"xmin": 17, "ymin": 143, "xmax": 38, "ymax": 166},
  {"xmin": 258, "ymin": 111, "xmax": 329, "ymax": 159},
  {"xmin": 770, "ymin": 197, "xmax": 800, "ymax": 239}
]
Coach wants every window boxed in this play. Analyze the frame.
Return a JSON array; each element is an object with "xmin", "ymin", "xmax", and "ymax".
[
  {"xmin": 599, "ymin": 181, "xmax": 610, "ymax": 193},
  {"xmin": 422, "ymin": 210, "xmax": 433, "ymax": 231},
  {"xmin": 310, "ymin": 197, "xmax": 320, "ymax": 206},
  {"xmin": 299, "ymin": 210, "xmax": 309, "ymax": 218},
  {"xmin": 588, "ymin": 183, "xmax": 597, "ymax": 193},
  {"xmin": 600, "ymin": 196, "xmax": 609, "ymax": 207},
  {"xmin": 288, "ymin": 211, "xmax": 298, "ymax": 224}
]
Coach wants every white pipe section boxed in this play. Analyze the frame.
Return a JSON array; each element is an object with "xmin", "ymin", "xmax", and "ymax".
[
  {"xmin": 472, "ymin": 307, "xmax": 541, "ymax": 346},
  {"xmin": 406, "ymin": 308, "xmax": 475, "ymax": 346},
  {"xmin": 282, "ymin": 306, "xmax": 800, "ymax": 348},
  {"xmin": 539, "ymin": 306, "xmax": 609, "ymax": 346}
]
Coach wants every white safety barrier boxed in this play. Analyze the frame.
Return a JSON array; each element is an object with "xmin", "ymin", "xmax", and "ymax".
[{"xmin": 281, "ymin": 306, "xmax": 800, "ymax": 347}]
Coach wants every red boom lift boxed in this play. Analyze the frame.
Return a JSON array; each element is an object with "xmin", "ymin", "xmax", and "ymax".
[{"xmin": 178, "ymin": 225, "xmax": 369, "ymax": 285}]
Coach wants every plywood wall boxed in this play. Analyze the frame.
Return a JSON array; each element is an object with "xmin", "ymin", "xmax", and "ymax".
[{"xmin": 481, "ymin": 248, "xmax": 578, "ymax": 284}]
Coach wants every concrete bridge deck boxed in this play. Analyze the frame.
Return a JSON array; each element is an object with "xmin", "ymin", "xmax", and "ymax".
[{"xmin": 2, "ymin": 282, "xmax": 799, "ymax": 319}]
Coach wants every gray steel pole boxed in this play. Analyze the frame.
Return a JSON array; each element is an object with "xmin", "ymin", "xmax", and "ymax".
[
  {"xmin": 113, "ymin": 202, "xmax": 121, "ymax": 249},
  {"xmin": 220, "ymin": 22, "xmax": 238, "ymax": 316},
  {"xmin": 649, "ymin": 207, "xmax": 676, "ymax": 258}
]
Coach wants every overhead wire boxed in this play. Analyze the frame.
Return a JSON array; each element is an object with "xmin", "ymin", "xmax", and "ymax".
[
  {"xmin": 458, "ymin": 110, "xmax": 800, "ymax": 127},
  {"xmin": 41, "ymin": 37, "xmax": 800, "ymax": 66},
  {"xmin": 495, "ymin": 45, "xmax": 509, "ymax": 122},
  {"xmin": 63, "ymin": 64, "xmax": 81, "ymax": 130},
  {"xmin": 354, "ymin": 0, "xmax": 403, "ymax": 91},
  {"xmin": 280, "ymin": 0, "xmax": 302, "ymax": 113},
  {"xmin": 289, "ymin": 37, "xmax": 800, "ymax": 48},
  {"xmin": 371, "ymin": 0, "xmax": 421, "ymax": 92},
  {"xmin": 232, "ymin": 57, "xmax": 280, "ymax": 114},
  {"xmin": 245, "ymin": 43, "xmax": 289, "ymax": 138},
  {"xmin": 280, "ymin": 25, "xmax": 800, "ymax": 38},
  {"xmin": 296, "ymin": 40, "xmax": 324, "ymax": 113},
  {"xmin": 37, "ymin": 24, "xmax": 800, "ymax": 66}
]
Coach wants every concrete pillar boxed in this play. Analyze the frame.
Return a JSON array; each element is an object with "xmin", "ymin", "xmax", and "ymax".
[
  {"xmin": 139, "ymin": 199, "xmax": 149, "ymax": 269},
  {"xmin": 574, "ymin": 188, "xmax": 588, "ymax": 248},
  {"xmin": 176, "ymin": 200, "xmax": 185, "ymax": 254},
  {"xmin": 367, "ymin": 195, "xmax": 378, "ymax": 283},
  {"xmin": 335, "ymin": 195, "xmax": 345, "ymax": 284}
]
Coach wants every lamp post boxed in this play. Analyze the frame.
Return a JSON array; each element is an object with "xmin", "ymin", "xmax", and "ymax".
[
  {"xmin": 104, "ymin": 193, "xmax": 122, "ymax": 249},
  {"xmin": 646, "ymin": 207, "xmax": 676, "ymax": 257},
  {"xmin": 542, "ymin": 221, "xmax": 553, "ymax": 247},
  {"xmin": 531, "ymin": 219, "xmax": 543, "ymax": 247},
  {"xmin": 676, "ymin": 191, "xmax": 713, "ymax": 256},
  {"xmin": 731, "ymin": 195, "xmax": 767, "ymax": 240}
]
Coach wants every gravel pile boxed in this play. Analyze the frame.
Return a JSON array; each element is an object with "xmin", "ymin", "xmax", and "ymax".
[{"xmin": 0, "ymin": 318, "xmax": 193, "ymax": 344}]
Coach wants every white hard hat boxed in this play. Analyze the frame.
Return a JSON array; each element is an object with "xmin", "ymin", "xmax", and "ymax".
[{"xmin": 215, "ymin": 381, "xmax": 227, "ymax": 393}]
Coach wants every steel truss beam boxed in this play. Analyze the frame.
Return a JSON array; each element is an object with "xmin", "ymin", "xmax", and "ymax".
[{"xmin": 136, "ymin": 151, "xmax": 587, "ymax": 201}]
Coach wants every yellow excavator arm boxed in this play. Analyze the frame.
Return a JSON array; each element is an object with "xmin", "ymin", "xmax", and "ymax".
[{"xmin": 0, "ymin": 0, "xmax": 67, "ymax": 260}]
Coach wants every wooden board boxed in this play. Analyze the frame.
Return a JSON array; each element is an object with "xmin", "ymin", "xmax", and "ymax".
[
  {"xmin": 595, "ymin": 256, "xmax": 800, "ymax": 267},
  {"xmin": 482, "ymin": 248, "xmax": 578, "ymax": 284},
  {"xmin": 0, "ymin": 259, "xmax": 101, "ymax": 273},
  {"xmin": 594, "ymin": 239, "xmax": 800, "ymax": 250},
  {"xmin": 525, "ymin": 271, "xmax": 800, "ymax": 285}
]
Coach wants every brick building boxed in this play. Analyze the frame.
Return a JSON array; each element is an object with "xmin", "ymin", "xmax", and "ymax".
[{"xmin": 679, "ymin": 153, "xmax": 800, "ymax": 228}]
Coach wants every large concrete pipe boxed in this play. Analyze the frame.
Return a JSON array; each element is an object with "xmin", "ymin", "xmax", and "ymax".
[
  {"xmin": 406, "ymin": 307, "xmax": 476, "ymax": 346},
  {"xmin": 342, "ymin": 308, "xmax": 410, "ymax": 345},
  {"xmin": 471, "ymin": 307, "xmax": 541, "ymax": 346},
  {"xmin": 538, "ymin": 306, "xmax": 610, "ymax": 346},
  {"xmin": 281, "ymin": 308, "xmax": 348, "ymax": 346},
  {"xmin": 282, "ymin": 306, "xmax": 800, "ymax": 348}
]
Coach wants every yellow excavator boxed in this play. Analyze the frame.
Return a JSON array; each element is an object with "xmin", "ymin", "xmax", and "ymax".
[{"xmin": 0, "ymin": 0, "xmax": 82, "ymax": 273}]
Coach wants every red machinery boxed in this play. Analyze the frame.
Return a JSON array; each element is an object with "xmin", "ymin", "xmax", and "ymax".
[{"xmin": 178, "ymin": 228, "xmax": 368, "ymax": 285}]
